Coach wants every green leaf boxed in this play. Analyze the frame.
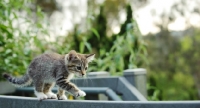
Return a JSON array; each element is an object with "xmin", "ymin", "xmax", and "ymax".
[
  {"xmin": 0, "ymin": 24, "xmax": 13, "ymax": 38},
  {"xmin": 85, "ymin": 42, "xmax": 92, "ymax": 52},
  {"xmin": 5, "ymin": 49, "xmax": 12, "ymax": 55},
  {"xmin": 79, "ymin": 42, "xmax": 85, "ymax": 53},
  {"xmin": 91, "ymin": 28, "xmax": 100, "ymax": 40},
  {"xmin": 13, "ymin": 12, "xmax": 18, "ymax": 19}
]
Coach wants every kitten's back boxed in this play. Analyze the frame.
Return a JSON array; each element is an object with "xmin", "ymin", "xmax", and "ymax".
[{"xmin": 28, "ymin": 53, "xmax": 65, "ymax": 79}]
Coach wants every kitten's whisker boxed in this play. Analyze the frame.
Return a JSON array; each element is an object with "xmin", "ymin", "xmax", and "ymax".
[
  {"xmin": 84, "ymin": 76, "xmax": 89, "ymax": 87},
  {"xmin": 87, "ymin": 76, "xmax": 94, "ymax": 87},
  {"xmin": 83, "ymin": 77, "xmax": 86, "ymax": 87}
]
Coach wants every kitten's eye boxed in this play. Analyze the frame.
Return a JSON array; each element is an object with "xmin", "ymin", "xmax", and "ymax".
[
  {"xmin": 76, "ymin": 66, "xmax": 81, "ymax": 71},
  {"xmin": 85, "ymin": 67, "xmax": 88, "ymax": 70}
]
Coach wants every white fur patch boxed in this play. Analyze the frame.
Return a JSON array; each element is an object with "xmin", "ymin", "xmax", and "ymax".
[
  {"xmin": 76, "ymin": 90, "xmax": 86, "ymax": 97},
  {"xmin": 58, "ymin": 95, "xmax": 68, "ymax": 100},
  {"xmin": 34, "ymin": 91, "xmax": 48, "ymax": 100},
  {"xmin": 45, "ymin": 92, "xmax": 57, "ymax": 99},
  {"xmin": 67, "ymin": 73, "xmax": 74, "ymax": 81}
]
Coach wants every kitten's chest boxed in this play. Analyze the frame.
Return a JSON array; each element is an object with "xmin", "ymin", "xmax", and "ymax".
[{"xmin": 67, "ymin": 73, "xmax": 74, "ymax": 81}]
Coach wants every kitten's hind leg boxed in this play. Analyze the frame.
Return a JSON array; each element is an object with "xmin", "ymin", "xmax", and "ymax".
[
  {"xmin": 43, "ymin": 83, "xmax": 57, "ymax": 99},
  {"xmin": 57, "ymin": 88, "xmax": 68, "ymax": 100},
  {"xmin": 34, "ymin": 81, "xmax": 48, "ymax": 100}
]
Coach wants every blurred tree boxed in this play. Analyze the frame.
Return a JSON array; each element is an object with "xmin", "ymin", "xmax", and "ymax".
[
  {"xmin": 146, "ymin": 0, "xmax": 200, "ymax": 100},
  {"xmin": 119, "ymin": 4, "xmax": 133, "ymax": 35},
  {"xmin": 0, "ymin": 0, "xmax": 49, "ymax": 80},
  {"xmin": 179, "ymin": 29, "xmax": 200, "ymax": 99},
  {"xmin": 64, "ymin": 1, "xmax": 148, "ymax": 74}
]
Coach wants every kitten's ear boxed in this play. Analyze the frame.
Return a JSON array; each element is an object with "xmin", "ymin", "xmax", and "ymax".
[
  {"xmin": 67, "ymin": 50, "xmax": 78, "ymax": 61},
  {"xmin": 85, "ymin": 54, "xmax": 95, "ymax": 62}
]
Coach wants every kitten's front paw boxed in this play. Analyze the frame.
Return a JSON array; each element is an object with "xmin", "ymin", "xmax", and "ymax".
[
  {"xmin": 76, "ymin": 90, "xmax": 86, "ymax": 97},
  {"xmin": 57, "ymin": 95, "xmax": 68, "ymax": 100},
  {"xmin": 46, "ymin": 92, "xmax": 57, "ymax": 99},
  {"xmin": 35, "ymin": 92, "xmax": 48, "ymax": 100}
]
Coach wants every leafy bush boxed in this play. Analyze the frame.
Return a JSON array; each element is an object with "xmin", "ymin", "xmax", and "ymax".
[
  {"xmin": 60, "ymin": 4, "xmax": 148, "ymax": 75},
  {"xmin": 148, "ymin": 71, "xmax": 198, "ymax": 100},
  {"xmin": 146, "ymin": 28, "xmax": 199, "ymax": 100},
  {"xmin": 0, "ymin": 1, "xmax": 147, "ymax": 80},
  {"xmin": 0, "ymin": 0, "xmax": 49, "ymax": 80}
]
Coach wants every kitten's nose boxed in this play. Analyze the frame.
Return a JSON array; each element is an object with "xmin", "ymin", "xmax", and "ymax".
[{"xmin": 81, "ymin": 71, "xmax": 85, "ymax": 76}]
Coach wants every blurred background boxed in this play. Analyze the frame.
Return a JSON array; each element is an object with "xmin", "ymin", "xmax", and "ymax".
[{"xmin": 0, "ymin": 0, "xmax": 200, "ymax": 100}]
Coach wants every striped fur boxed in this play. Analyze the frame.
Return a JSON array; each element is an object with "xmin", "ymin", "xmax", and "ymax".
[
  {"xmin": 2, "ymin": 50, "xmax": 95, "ymax": 100},
  {"xmin": 2, "ymin": 73, "xmax": 32, "ymax": 87}
]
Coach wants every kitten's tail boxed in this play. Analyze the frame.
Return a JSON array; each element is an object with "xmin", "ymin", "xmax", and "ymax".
[{"xmin": 2, "ymin": 73, "xmax": 32, "ymax": 87}]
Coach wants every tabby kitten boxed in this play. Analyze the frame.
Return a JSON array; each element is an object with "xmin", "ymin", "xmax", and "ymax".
[{"xmin": 3, "ymin": 50, "xmax": 95, "ymax": 100}]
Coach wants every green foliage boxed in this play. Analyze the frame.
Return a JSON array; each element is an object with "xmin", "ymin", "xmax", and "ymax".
[
  {"xmin": 146, "ymin": 29, "xmax": 199, "ymax": 100},
  {"xmin": 0, "ymin": 0, "xmax": 49, "ymax": 80},
  {"xmin": 0, "ymin": 1, "xmax": 147, "ymax": 80},
  {"xmin": 62, "ymin": 4, "xmax": 147, "ymax": 75},
  {"xmin": 94, "ymin": 24, "xmax": 147, "ymax": 75},
  {"xmin": 147, "ymin": 83, "xmax": 161, "ymax": 101},
  {"xmin": 148, "ymin": 71, "xmax": 198, "ymax": 100}
]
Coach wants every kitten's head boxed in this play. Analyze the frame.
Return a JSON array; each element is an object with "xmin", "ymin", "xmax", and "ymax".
[{"xmin": 65, "ymin": 50, "xmax": 95, "ymax": 77}]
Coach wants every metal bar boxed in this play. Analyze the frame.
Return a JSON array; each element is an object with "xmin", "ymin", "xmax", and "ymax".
[
  {"xmin": 71, "ymin": 77, "xmax": 119, "ymax": 90},
  {"xmin": 72, "ymin": 77, "xmax": 147, "ymax": 101},
  {"xmin": 0, "ymin": 96, "xmax": 200, "ymax": 108},
  {"xmin": 15, "ymin": 87, "xmax": 121, "ymax": 101},
  {"xmin": 105, "ymin": 89, "xmax": 121, "ymax": 101},
  {"xmin": 15, "ymin": 77, "xmax": 146, "ymax": 101},
  {"xmin": 117, "ymin": 77, "xmax": 147, "ymax": 101}
]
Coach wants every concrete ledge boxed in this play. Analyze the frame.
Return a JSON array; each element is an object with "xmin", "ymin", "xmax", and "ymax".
[
  {"xmin": 16, "ymin": 87, "xmax": 122, "ymax": 101},
  {"xmin": 0, "ymin": 96, "xmax": 200, "ymax": 108}
]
